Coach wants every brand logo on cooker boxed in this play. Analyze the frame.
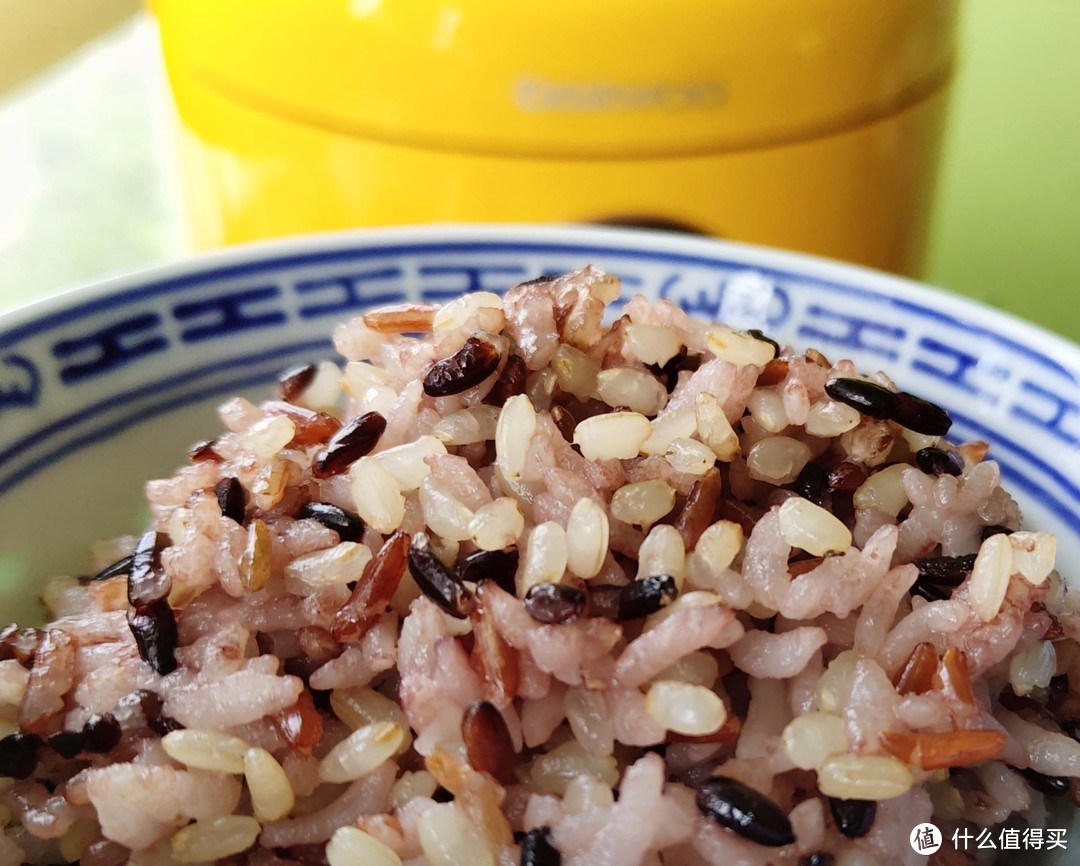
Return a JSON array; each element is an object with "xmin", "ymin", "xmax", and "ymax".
[{"xmin": 514, "ymin": 77, "xmax": 727, "ymax": 113}]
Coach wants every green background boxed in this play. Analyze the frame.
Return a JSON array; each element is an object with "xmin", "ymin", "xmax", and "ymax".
[{"xmin": 925, "ymin": 0, "xmax": 1080, "ymax": 342}]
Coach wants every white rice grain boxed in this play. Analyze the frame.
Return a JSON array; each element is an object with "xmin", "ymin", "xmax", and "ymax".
[
  {"xmin": 520, "ymin": 522, "xmax": 569, "ymax": 592},
  {"xmin": 319, "ymin": 722, "xmax": 405, "ymax": 784},
  {"xmin": 496, "ymin": 395, "xmax": 537, "ymax": 479},
  {"xmin": 573, "ymin": 412, "xmax": 652, "ymax": 462},
  {"xmin": 566, "ymin": 498, "xmax": 609, "ymax": 579},
  {"xmin": 610, "ymin": 480, "xmax": 676, "ymax": 528},
  {"xmin": 469, "ymin": 497, "xmax": 526, "ymax": 551},
  {"xmin": 417, "ymin": 803, "xmax": 495, "ymax": 866},
  {"xmin": 349, "ymin": 457, "xmax": 405, "ymax": 534},
  {"xmin": 969, "ymin": 533, "xmax": 1014, "ymax": 621},
  {"xmin": 778, "ymin": 497, "xmax": 853, "ymax": 556},
  {"xmin": 372, "ymin": 436, "xmax": 448, "ymax": 491}
]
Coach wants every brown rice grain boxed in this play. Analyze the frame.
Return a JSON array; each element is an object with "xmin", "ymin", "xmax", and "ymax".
[
  {"xmin": 244, "ymin": 747, "xmax": 296, "ymax": 821},
  {"xmin": 468, "ymin": 498, "xmax": 525, "ymax": 551},
  {"xmin": 816, "ymin": 754, "xmax": 914, "ymax": 800},
  {"xmin": 636, "ymin": 524, "xmax": 686, "ymax": 587},
  {"xmin": 495, "ymin": 394, "xmax": 536, "ymax": 479},
  {"xmin": 969, "ymin": 533, "xmax": 1014, "ymax": 621},
  {"xmin": 596, "ymin": 368, "xmax": 669, "ymax": 416},
  {"xmin": 171, "ymin": 816, "xmax": 261, "ymax": 863},
  {"xmin": 327, "ymin": 825, "xmax": 404, "ymax": 866},
  {"xmin": 566, "ymin": 497, "xmax": 609, "ymax": 579},
  {"xmin": 1008, "ymin": 530, "xmax": 1056, "ymax": 585},
  {"xmin": 349, "ymin": 457, "xmax": 406, "ymax": 534},
  {"xmin": 161, "ymin": 729, "xmax": 251, "ymax": 774},
  {"xmin": 781, "ymin": 712, "xmax": 849, "ymax": 770},
  {"xmin": 706, "ymin": 328, "xmax": 776, "ymax": 366},
  {"xmin": 372, "ymin": 436, "xmax": 448, "ymax": 491},
  {"xmin": 625, "ymin": 323, "xmax": 682, "ymax": 366},
  {"xmin": 520, "ymin": 522, "xmax": 569, "ymax": 593},
  {"xmin": 746, "ymin": 436, "xmax": 812, "ymax": 485},
  {"xmin": 695, "ymin": 394, "xmax": 740, "ymax": 462},
  {"xmin": 645, "ymin": 680, "xmax": 727, "ymax": 736},
  {"xmin": 641, "ymin": 406, "xmax": 698, "ymax": 456},
  {"xmin": 610, "ymin": 479, "xmax": 676, "ymax": 528},
  {"xmin": 318, "ymin": 721, "xmax": 404, "ymax": 783},
  {"xmin": 777, "ymin": 497, "xmax": 852, "ymax": 556},
  {"xmin": 804, "ymin": 400, "xmax": 862, "ymax": 437},
  {"xmin": 240, "ymin": 415, "xmax": 297, "ymax": 461},
  {"xmin": 417, "ymin": 802, "xmax": 495, "ymax": 866},
  {"xmin": 572, "ymin": 411, "xmax": 652, "ymax": 461}
]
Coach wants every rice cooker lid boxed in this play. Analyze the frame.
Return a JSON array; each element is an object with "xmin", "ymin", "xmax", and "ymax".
[{"xmin": 153, "ymin": 0, "xmax": 958, "ymax": 158}]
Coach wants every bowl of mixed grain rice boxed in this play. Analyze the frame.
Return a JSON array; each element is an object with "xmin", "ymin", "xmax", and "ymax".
[{"xmin": 1, "ymin": 225, "xmax": 1079, "ymax": 866}]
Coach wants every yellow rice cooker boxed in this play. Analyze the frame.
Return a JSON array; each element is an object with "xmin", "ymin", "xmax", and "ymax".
[{"xmin": 152, "ymin": 0, "xmax": 958, "ymax": 275}]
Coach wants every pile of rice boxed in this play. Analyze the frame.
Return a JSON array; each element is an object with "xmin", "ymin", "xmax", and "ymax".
[{"xmin": 2, "ymin": 268, "xmax": 1079, "ymax": 866}]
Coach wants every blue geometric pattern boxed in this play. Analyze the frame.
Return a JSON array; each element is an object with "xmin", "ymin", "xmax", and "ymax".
[{"xmin": 1, "ymin": 231, "xmax": 1077, "ymax": 552}]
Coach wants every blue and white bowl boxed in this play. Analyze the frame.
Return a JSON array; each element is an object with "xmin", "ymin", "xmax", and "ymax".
[
  {"xmin": 2, "ymin": 223, "xmax": 1079, "ymax": 631},
  {"xmin": 2, "ymin": 224, "xmax": 1079, "ymax": 862}
]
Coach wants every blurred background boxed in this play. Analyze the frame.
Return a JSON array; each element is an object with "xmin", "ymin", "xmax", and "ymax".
[{"xmin": 0, "ymin": 1, "xmax": 1077, "ymax": 340}]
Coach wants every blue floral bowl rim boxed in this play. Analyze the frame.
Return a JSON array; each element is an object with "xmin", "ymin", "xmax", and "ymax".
[{"xmin": 4, "ymin": 223, "xmax": 1079, "ymax": 372}]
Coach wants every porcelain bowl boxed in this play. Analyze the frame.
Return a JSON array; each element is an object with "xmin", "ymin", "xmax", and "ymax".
[{"xmin": 1, "ymin": 225, "xmax": 1078, "ymax": 861}]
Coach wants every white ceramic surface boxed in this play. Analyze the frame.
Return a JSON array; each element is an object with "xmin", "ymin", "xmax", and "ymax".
[{"xmin": 1, "ymin": 224, "xmax": 1078, "ymax": 860}]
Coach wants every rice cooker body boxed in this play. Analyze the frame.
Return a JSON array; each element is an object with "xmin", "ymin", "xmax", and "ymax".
[{"xmin": 153, "ymin": 0, "xmax": 958, "ymax": 275}]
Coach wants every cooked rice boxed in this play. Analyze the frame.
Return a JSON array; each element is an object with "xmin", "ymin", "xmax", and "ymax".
[{"xmin": 2, "ymin": 267, "xmax": 1079, "ymax": 866}]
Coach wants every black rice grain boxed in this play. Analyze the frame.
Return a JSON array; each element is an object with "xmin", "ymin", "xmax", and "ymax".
[
  {"xmin": 277, "ymin": 363, "xmax": 317, "ymax": 403},
  {"xmin": 913, "ymin": 554, "xmax": 978, "ymax": 587},
  {"xmin": 462, "ymin": 701, "xmax": 517, "ymax": 784},
  {"xmin": 187, "ymin": 439, "xmax": 222, "ymax": 463},
  {"xmin": 1061, "ymin": 718, "xmax": 1080, "ymax": 743},
  {"xmin": 981, "ymin": 524, "xmax": 1014, "ymax": 540},
  {"xmin": 696, "ymin": 776, "xmax": 795, "ymax": 847},
  {"xmin": 312, "ymin": 411, "xmax": 387, "ymax": 478},
  {"xmin": 1018, "ymin": 767, "xmax": 1070, "ymax": 796},
  {"xmin": 456, "ymin": 547, "xmax": 519, "ymax": 595},
  {"xmin": 484, "ymin": 353, "xmax": 528, "ymax": 407},
  {"xmin": 827, "ymin": 462, "xmax": 868, "ymax": 493},
  {"xmin": 89, "ymin": 554, "xmax": 134, "ymax": 583},
  {"xmin": 127, "ymin": 600, "xmax": 179, "ymax": 675},
  {"xmin": 520, "ymin": 827, "xmax": 561, "ymax": 866},
  {"xmin": 549, "ymin": 405, "xmax": 577, "ymax": 442},
  {"xmin": 586, "ymin": 584, "xmax": 621, "ymax": 620},
  {"xmin": 794, "ymin": 462, "xmax": 829, "ymax": 506},
  {"xmin": 894, "ymin": 391, "xmax": 953, "ymax": 437},
  {"xmin": 915, "ymin": 447, "xmax": 964, "ymax": 477},
  {"xmin": 824, "ymin": 378, "xmax": 900, "ymax": 420},
  {"xmin": 910, "ymin": 581, "xmax": 950, "ymax": 602},
  {"xmin": 408, "ymin": 532, "xmax": 473, "ymax": 618},
  {"xmin": 828, "ymin": 797, "xmax": 876, "ymax": 838},
  {"xmin": 423, "ymin": 335, "xmax": 502, "ymax": 397},
  {"xmin": 47, "ymin": 730, "xmax": 85, "ymax": 759},
  {"xmin": 746, "ymin": 329, "xmax": 780, "ymax": 358},
  {"xmin": 1048, "ymin": 673, "xmax": 1069, "ymax": 710},
  {"xmin": 0, "ymin": 732, "xmax": 43, "ymax": 779},
  {"xmin": 524, "ymin": 583, "xmax": 586, "ymax": 625},
  {"xmin": 617, "ymin": 575, "xmax": 677, "ymax": 620},
  {"xmin": 128, "ymin": 530, "xmax": 173, "ymax": 608},
  {"xmin": 297, "ymin": 502, "xmax": 366, "ymax": 543},
  {"xmin": 798, "ymin": 855, "xmax": 835, "ymax": 866},
  {"xmin": 215, "ymin": 476, "xmax": 247, "ymax": 525},
  {"xmin": 81, "ymin": 714, "xmax": 122, "ymax": 753},
  {"xmin": 133, "ymin": 690, "xmax": 184, "ymax": 736}
]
